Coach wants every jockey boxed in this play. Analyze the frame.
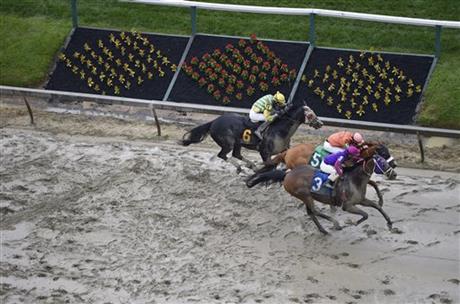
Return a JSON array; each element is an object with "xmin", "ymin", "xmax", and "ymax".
[
  {"xmin": 249, "ymin": 91, "xmax": 287, "ymax": 139},
  {"xmin": 320, "ymin": 145, "xmax": 361, "ymax": 188},
  {"xmin": 323, "ymin": 131, "xmax": 365, "ymax": 154}
]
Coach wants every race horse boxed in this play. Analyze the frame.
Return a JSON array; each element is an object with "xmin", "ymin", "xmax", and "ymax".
[
  {"xmin": 246, "ymin": 145, "xmax": 393, "ymax": 234},
  {"xmin": 180, "ymin": 100, "xmax": 323, "ymax": 172},
  {"xmin": 259, "ymin": 142, "xmax": 398, "ymax": 206}
]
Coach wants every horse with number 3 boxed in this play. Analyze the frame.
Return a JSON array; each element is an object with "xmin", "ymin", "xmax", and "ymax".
[{"xmin": 246, "ymin": 145, "xmax": 393, "ymax": 234}]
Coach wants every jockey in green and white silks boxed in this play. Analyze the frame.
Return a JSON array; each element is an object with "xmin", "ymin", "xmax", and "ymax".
[{"xmin": 249, "ymin": 91, "xmax": 287, "ymax": 139}]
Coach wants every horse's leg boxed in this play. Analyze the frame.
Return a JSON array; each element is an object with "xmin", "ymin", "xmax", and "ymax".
[
  {"xmin": 232, "ymin": 144, "xmax": 256, "ymax": 171},
  {"xmin": 313, "ymin": 208, "xmax": 342, "ymax": 230},
  {"xmin": 218, "ymin": 146, "xmax": 242, "ymax": 173},
  {"xmin": 304, "ymin": 197, "xmax": 329, "ymax": 234},
  {"xmin": 368, "ymin": 180, "xmax": 384, "ymax": 207},
  {"xmin": 342, "ymin": 202, "xmax": 369, "ymax": 226},
  {"xmin": 358, "ymin": 198, "xmax": 393, "ymax": 229}
]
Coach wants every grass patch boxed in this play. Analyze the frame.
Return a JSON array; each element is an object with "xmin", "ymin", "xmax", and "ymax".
[{"xmin": 0, "ymin": 0, "xmax": 459, "ymax": 128}]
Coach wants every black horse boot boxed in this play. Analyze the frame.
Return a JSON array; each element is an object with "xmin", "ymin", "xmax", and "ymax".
[{"xmin": 254, "ymin": 121, "xmax": 270, "ymax": 140}]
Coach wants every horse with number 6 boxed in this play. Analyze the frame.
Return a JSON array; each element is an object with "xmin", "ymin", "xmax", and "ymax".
[
  {"xmin": 179, "ymin": 100, "xmax": 323, "ymax": 172},
  {"xmin": 246, "ymin": 145, "xmax": 393, "ymax": 234}
]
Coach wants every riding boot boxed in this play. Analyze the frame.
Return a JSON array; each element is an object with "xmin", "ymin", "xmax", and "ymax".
[{"xmin": 254, "ymin": 121, "xmax": 270, "ymax": 140}]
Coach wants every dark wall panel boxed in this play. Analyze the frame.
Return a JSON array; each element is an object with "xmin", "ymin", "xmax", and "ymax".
[
  {"xmin": 293, "ymin": 48, "xmax": 433, "ymax": 124},
  {"xmin": 46, "ymin": 27, "xmax": 189, "ymax": 100}
]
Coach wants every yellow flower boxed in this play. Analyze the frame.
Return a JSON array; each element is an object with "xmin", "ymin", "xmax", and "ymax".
[
  {"xmin": 372, "ymin": 103, "xmax": 378, "ymax": 112},
  {"xmin": 356, "ymin": 105, "xmax": 365, "ymax": 116},
  {"xmin": 114, "ymin": 86, "xmax": 120, "ymax": 95},
  {"xmin": 345, "ymin": 111, "xmax": 352, "ymax": 119}
]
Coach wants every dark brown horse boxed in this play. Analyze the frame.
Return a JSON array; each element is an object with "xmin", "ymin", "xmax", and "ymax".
[
  {"xmin": 246, "ymin": 146, "xmax": 393, "ymax": 234},
  {"xmin": 261, "ymin": 142, "xmax": 398, "ymax": 206}
]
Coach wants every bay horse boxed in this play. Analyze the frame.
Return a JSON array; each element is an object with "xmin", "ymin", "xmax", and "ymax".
[
  {"xmin": 246, "ymin": 146, "xmax": 393, "ymax": 234},
  {"xmin": 261, "ymin": 142, "xmax": 398, "ymax": 206},
  {"xmin": 179, "ymin": 100, "xmax": 323, "ymax": 172}
]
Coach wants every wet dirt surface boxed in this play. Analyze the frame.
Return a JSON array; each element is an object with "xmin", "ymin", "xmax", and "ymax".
[{"xmin": 1, "ymin": 103, "xmax": 459, "ymax": 303}]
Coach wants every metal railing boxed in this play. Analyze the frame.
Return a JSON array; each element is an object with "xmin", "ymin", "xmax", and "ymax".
[{"xmin": 2, "ymin": 85, "xmax": 459, "ymax": 138}]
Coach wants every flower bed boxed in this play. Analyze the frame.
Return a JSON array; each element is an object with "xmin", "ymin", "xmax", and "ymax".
[
  {"xmin": 169, "ymin": 34, "xmax": 309, "ymax": 108},
  {"xmin": 293, "ymin": 48, "xmax": 434, "ymax": 124},
  {"xmin": 46, "ymin": 27, "xmax": 189, "ymax": 100}
]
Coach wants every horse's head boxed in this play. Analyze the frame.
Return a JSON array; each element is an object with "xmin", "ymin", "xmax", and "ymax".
[
  {"xmin": 373, "ymin": 155, "xmax": 397, "ymax": 180},
  {"xmin": 376, "ymin": 144, "xmax": 397, "ymax": 168},
  {"xmin": 360, "ymin": 145, "xmax": 378, "ymax": 159},
  {"xmin": 301, "ymin": 101, "xmax": 323, "ymax": 129}
]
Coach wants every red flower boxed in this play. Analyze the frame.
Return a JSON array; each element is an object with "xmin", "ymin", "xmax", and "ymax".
[
  {"xmin": 205, "ymin": 67, "xmax": 213, "ymax": 76},
  {"xmin": 274, "ymin": 58, "xmax": 282, "ymax": 67},
  {"xmin": 232, "ymin": 63, "xmax": 241, "ymax": 74},
  {"xmin": 249, "ymin": 74, "xmax": 257, "ymax": 84},
  {"xmin": 209, "ymin": 72, "xmax": 218, "ymax": 81},
  {"xmin": 250, "ymin": 53, "xmax": 258, "ymax": 62},
  {"xmin": 202, "ymin": 53, "xmax": 211, "ymax": 61},
  {"xmin": 256, "ymin": 56, "xmax": 263, "ymax": 64},
  {"xmin": 259, "ymin": 81, "xmax": 268, "ymax": 92},
  {"xmin": 198, "ymin": 77, "xmax": 207, "ymax": 87},
  {"xmin": 244, "ymin": 46, "xmax": 253, "ymax": 55},
  {"xmin": 238, "ymin": 39, "xmax": 246, "ymax": 48},
  {"xmin": 225, "ymin": 43, "xmax": 234, "ymax": 53},
  {"xmin": 212, "ymin": 48, "xmax": 222, "ymax": 58},
  {"xmin": 225, "ymin": 84, "xmax": 235, "ymax": 95},
  {"xmin": 246, "ymin": 85, "xmax": 255, "ymax": 96},
  {"xmin": 267, "ymin": 50, "xmax": 276, "ymax": 59},
  {"xmin": 236, "ymin": 80, "xmax": 244, "ymax": 89},
  {"xmin": 243, "ymin": 59, "xmax": 251, "ymax": 69},
  {"xmin": 251, "ymin": 66, "xmax": 259, "ymax": 75},
  {"xmin": 198, "ymin": 61, "xmax": 207, "ymax": 71},
  {"xmin": 289, "ymin": 68, "xmax": 297, "ymax": 80},
  {"xmin": 256, "ymin": 41, "xmax": 264, "ymax": 50},
  {"xmin": 222, "ymin": 96, "xmax": 231, "ymax": 104},
  {"xmin": 262, "ymin": 61, "xmax": 271, "ymax": 71},
  {"xmin": 214, "ymin": 63, "xmax": 222, "ymax": 73},
  {"xmin": 280, "ymin": 73, "xmax": 288, "ymax": 82},
  {"xmin": 241, "ymin": 70, "xmax": 249, "ymax": 80},
  {"xmin": 225, "ymin": 59, "xmax": 233, "ymax": 69},
  {"xmin": 228, "ymin": 74, "xmax": 237, "ymax": 84},
  {"xmin": 250, "ymin": 33, "xmax": 257, "ymax": 44},
  {"xmin": 235, "ymin": 92, "xmax": 243, "ymax": 100},
  {"xmin": 207, "ymin": 84, "xmax": 215, "ymax": 93},
  {"xmin": 280, "ymin": 63, "xmax": 289, "ymax": 73},
  {"xmin": 258, "ymin": 71, "xmax": 267, "ymax": 80},
  {"xmin": 191, "ymin": 72, "xmax": 200, "ymax": 80},
  {"xmin": 271, "ymin": 76, "xmax": 280, "ymax": 86},
  {"xmin": 213, "ymin": 89, "xmax": 221, "ymax": 100},
  {"xmin": 271, "ymin": 65, "xmax": 279, "ymax": 76},
  {"xmin": 190, "ymin": 57, "xmax": 199, "ymax": 65},
  {"xmin": 221, "ymin": 69, "xmax": 229, "ymax": 79},
  {"xmin": 208, "ymin": 58, "xmax": 217, "ymax": 68},
  {"xmin": 184, "ymin": 65, "xmax": 193, "ymax": 76},
  {"xmin": 219, "ymin": 54, "xmax": 228, "ymax": 63},
  {"xmin": 218, "ymin": 77, "xmax": 225, "ymax": 87}
]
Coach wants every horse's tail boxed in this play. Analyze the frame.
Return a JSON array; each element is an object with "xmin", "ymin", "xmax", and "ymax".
[
  {"xmin": 246, "ymin": 169, "xmax": 287, "ymax": 188},
  {"xmin": 179, "ymin": 121, "xmax": 213, "ymax": 146}
]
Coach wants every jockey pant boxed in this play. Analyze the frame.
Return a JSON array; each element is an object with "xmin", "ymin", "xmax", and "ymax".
[
  {"xmin": 323, "ymin": 140, "xmax": 345, "ymax": 154},
  {"xmin": 320, "ymin": 160, "xmax": 339, "ymax": 182},
  {"xmin": 249, "ymin": 110, "xmax": 266, "ymax": 123}
]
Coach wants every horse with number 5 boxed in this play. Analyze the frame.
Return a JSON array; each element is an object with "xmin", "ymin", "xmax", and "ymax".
[
  {"xmin": 180, "ymin": 100, "xmax": 323, "ymax": 172},
  {"xmin": 246, "ymin": 145, "xmax": 393, "ymax": 234}
]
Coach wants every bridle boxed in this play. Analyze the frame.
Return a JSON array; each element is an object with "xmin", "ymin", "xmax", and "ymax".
[{"xmin": 374, "ymin": 155, "xmax": 395, "ymax": 177}]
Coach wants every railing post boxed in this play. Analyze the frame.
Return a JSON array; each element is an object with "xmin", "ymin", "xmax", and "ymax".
[
  {"xmin": 191, "ymin": 6, "xmax": 197, "ymax": 35},
  {"xmin": 309, "ymin": 13, "xmax": 316, "ymax": 47},
  {"xmin": 434, "ymin": 25, "xmax": 442, "ymax": 59},
  {"xmin": 71, "ymin": 0, "xmax": 78, "ymax": 28}
]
